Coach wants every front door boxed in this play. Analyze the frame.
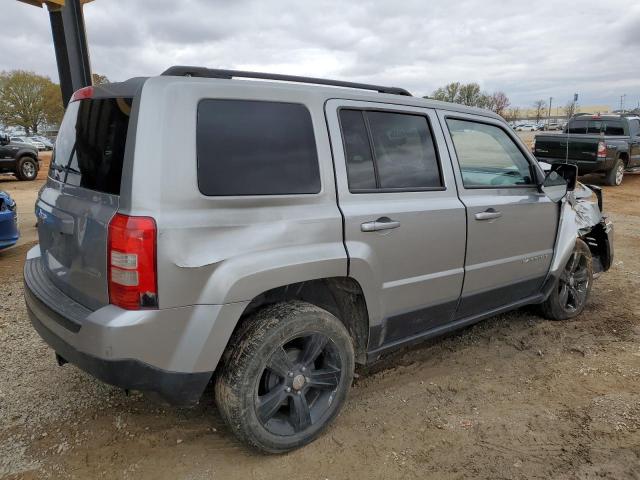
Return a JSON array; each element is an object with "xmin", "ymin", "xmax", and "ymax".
[
  {"xmin": 325, "ymin": 100, "xmax": 466, "ymax": 352},
  {"xmin": 438, "ymin": 112, "xmax": 559, "ymax": 319},
  {"xmin": 0, "ymin": 141, "xmax": 17, "ymax": 169}
]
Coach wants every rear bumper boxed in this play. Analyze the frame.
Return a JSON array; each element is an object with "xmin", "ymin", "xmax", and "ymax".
[
  {"xmin": 28, "ymin": 297, "xmax": 211, "ymax": 405},
  {"xmin": 24, "ymin": 245, "xmax": 249, "ymax": 405}
]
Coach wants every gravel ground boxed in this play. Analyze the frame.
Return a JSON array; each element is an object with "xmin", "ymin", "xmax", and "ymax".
[{"xmin": 1, "ymin": 148, "xmax": 639, "ymax": 479}]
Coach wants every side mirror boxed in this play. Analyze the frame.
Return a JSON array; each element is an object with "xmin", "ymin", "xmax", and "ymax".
[
  {"xmin": 0, "ymin": 133, "xmax": 9, "ymax": 146},
  {"xmin": 541, "ymin": 163, "xmax": 578, "ymax": 202}
]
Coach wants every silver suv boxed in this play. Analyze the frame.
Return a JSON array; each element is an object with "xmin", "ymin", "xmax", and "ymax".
[{"xmin": 24, "ymin": 67, "xmax": 613, "ymax": 453}]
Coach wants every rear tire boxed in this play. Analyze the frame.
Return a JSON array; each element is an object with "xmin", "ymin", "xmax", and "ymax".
[
  {"xmin": 604, "ymin": 158, "xmax": 624, "ymax": 186},
  {"xmin": 15, "ymin": 157, "xmax": 38, "ymax": 181},
  {"xmin": 215, "ymin": 301, "xmax": 354, "ymax": 453},
  {"xmin": 540, "ymin": 239, "xmax": 593, "ymax": 321}
]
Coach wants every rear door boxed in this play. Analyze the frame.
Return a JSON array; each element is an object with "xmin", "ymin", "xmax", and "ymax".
[
  {"xmin": 326, "ymin": 100, "xmax": 466, "ymax": 351},
  {"xmin": 36, "ymin": 95, "xmax": 134, "ymax": 310},
  {"xmin": 439, "ymin": 111, "xmax": 558, "ymax": 319}
]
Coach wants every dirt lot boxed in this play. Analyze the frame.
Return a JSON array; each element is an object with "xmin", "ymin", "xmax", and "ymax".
[{"xmin": 1, "ymin": 146, "xmax": 639, "ymax": 479}]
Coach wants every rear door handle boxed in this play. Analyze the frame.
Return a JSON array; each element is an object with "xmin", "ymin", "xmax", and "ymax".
[
  {"xmin": 474, "ymin": 209, "xmax": 502, "ymax": 221},
  {"xmin": 361, "ymin": 217, "xmax": 401, "ymax": 232}
]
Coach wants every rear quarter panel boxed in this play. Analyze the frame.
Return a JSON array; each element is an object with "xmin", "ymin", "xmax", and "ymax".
[{"xmin": 124, "ymin": 77, "xmax": 347, "ymax": 308}]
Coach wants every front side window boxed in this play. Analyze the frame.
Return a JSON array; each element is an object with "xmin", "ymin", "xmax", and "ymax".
[
  {"xmin": 339, "ymin": 109, "xmax": 443, "ymax": 192},
  {"xmin": 446, "ymin": 119, "xmax": 534, "ymax": 188},
  {"xmin": 197, "ymin": 100, "xmax": 320, "ymax": 196}
]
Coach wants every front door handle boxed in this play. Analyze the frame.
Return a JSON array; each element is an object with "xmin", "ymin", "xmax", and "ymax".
[
  {"xmin": 361, "ymin": 217, "xmax": 401, "ymax": 232},
  {"xmin": 474, "ymin": 209, "xmax": 502, "ymax": 221}
]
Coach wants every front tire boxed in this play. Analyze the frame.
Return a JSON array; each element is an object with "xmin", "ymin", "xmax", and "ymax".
[
  {"xmin": 604, "ymin": 158, "xmax": 624, "ymax": 186},
  {"xmin": 15, "ymin": 157, "xmax": 38, "ymax": 181},
  {"xmin": 215, "ymin": 301, "xmax": 355, "ymax": 453},
  {"xmin": 541, "ymin": 239, "xmax": 593, "ymax": 321}
]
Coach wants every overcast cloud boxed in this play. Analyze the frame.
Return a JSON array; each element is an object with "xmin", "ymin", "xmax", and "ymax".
[{"xmin": 2, "ymin": 0, "xmax": 639, "ymax": 108}]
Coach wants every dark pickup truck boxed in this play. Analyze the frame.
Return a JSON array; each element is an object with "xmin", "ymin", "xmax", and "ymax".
[
  {"xmin": 0, "ymin": 133, "xmax": 40, "ymax": 181},
  {"xmin": 533, "ymin": 114, "xmax": 640, "ymax": 186}
]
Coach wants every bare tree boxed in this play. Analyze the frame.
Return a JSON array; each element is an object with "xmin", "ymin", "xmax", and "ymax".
[
  {"xmin": 505, "ymin": 107, "xmax": 520, "ymax": 122},
  {"xmin": 533, "ymin": 99, "xmax": 546, "ymax": 123},
  {"xmin": 565, "ymin": 100, "xmax": 577, "ymax": 119},
  {"xmin": 489, "ymin": 91, "xmax": 510, "ymax": 116}
]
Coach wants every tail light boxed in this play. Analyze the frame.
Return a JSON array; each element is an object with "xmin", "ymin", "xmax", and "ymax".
[
  {"xmin": 70, "ymin": 86, "xmax": 94, "ymax": 102},
  {"xmin": 597, "ymin": 141, "xmax": 606, "ymax": 158},
  {"xmin": 108, "ymin": 213, "xmax": 158, "ymax": 310}
]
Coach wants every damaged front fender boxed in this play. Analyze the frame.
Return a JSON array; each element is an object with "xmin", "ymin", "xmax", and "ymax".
[{"xmin": 547, "ymin": 182, "xmax": 614, "ymax": 284}]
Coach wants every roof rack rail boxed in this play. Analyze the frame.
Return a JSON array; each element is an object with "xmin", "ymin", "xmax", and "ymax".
[{"xmin": 161, "ymin": 66, "xmax": 412, "ymax": 97}]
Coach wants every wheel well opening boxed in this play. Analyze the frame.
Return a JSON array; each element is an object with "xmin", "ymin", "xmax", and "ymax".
[
  {"xmin": 618, "ymin": 152, "xmax": 629, "ymax": 166},
  {"xmin": 239, "ymin": 278, "xmax": 370, "ymax": 364}
]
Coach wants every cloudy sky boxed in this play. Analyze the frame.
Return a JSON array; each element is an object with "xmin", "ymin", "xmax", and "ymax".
[{"xmin": 2, "ymin": 0, "xmax": 639, "ymax": 109}]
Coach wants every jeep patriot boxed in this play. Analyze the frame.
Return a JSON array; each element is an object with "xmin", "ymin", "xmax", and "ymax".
[{"xmin": 24, "ymin": 67, "xmax": 613, "ymax": 452}]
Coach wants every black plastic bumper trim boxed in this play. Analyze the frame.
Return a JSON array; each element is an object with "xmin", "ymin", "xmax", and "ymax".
[{"xmin": 26, "ymin": 301, "xmax": 212, "ymax": 406}]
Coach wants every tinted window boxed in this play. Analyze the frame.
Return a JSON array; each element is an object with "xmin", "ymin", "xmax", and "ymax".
[
  {"xmin": 586, "ymin": 120, "xmax": 603, "ymax": 134},
  {"xmin": 446, "ymin": 119, "xmax": 534, "ymax": 188},
  {"xmin": 368, "ymin": 112, "xmax": 441, "ymax": 189},
  {"xmin": 339, "ymin": 110, "xmax": 442, "ymax": 191},
  {"xmin": 603, "ymin": 121, "xmax": 624, "ymax": 135},
  {"xmin": 63, "ymin": 98, "xmax": 132, "ymax": 195},
  {"xmin": 339, "ymin": 110, "xmax": 377, "ymax": 190},
  {"xmin": 197, "ymin": 100, "xmax": 320, "ymax": 196},
  {"xmin": 567, "ymin": 119, "xmax": 587, "ymax": 134}
]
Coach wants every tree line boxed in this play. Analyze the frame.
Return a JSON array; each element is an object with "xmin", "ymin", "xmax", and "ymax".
[
  {"xmin": 0, "ymin": 70, "xmax": 109, "ymax": 135},
  {"xmin": 425, "ymin": 82, "xmax": 510, "ymax": 116},
  {"xmin": 427, "ymin": 82, "xmax": 581, "ymax": 122}
]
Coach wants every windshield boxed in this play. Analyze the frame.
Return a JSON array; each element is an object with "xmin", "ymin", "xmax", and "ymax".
[{"xmin": 50, "ymin": 97, "xmax": 132, "ymax": 195}]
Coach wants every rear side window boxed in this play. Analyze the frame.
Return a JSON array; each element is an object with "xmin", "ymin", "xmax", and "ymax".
[
  {"xmin": 51, "ymin": 98, "xmax": 132, "ymax": 195},
  {"xmin": 339, "ymin": 109, "xmax": 443, "ymax": 192},
  {"xmin": 197, "ymin": 100, "xmax": 320, "ymax": 196},
  {"xmin": 603, "ymin": 121, "xmax": 624, "ymax": 135}
]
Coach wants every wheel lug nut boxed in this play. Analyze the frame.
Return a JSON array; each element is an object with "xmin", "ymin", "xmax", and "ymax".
[
  {"xmin": 288, "ymin": 372, "xmax": 293, "ymax": 377},
  {"xmin": 301, "ymin": 366, "xmax": 306, "ymax": 372},
  {"xmin": 286, "ymin": 387, "xmax": 291, "ymax": 393}
]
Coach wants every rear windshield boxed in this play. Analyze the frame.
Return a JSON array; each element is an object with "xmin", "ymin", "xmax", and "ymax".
[{"xmin": 51, "ymin": 97, "xmax": 132, "ymax": 195}]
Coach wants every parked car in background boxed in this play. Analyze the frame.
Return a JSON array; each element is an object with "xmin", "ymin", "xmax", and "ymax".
[
  {"xmin": 10, "ymin": 136, "xmax": 45, "ymax": 151},
  {"xmin": 515, "ymin": 124, "xmax": 538, "ymax": 131},
  {"xmin": 0, "ymin": 133, "xmax": 40, "ymax": 180},
  {"xmin": 543, "ymin": 122, "xmax": 562, "ymax": 131},
  {"xmin": 533, "ymin": 114, "xmax": 640, "ymax": 185},
  {"xmin": 27, "ymin": 138, "xmax": 46, "ymax": 151},
  {"xmin": 24, "ymin": 69, "xmax": 613, "ymax": 453},
  {"xmin": 30, "ymin": 136, "xmax": 54, "ymax": 151},
  {"xmin": 0, "ymin": 190, "xmax": 19, "ymax": 250}
]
